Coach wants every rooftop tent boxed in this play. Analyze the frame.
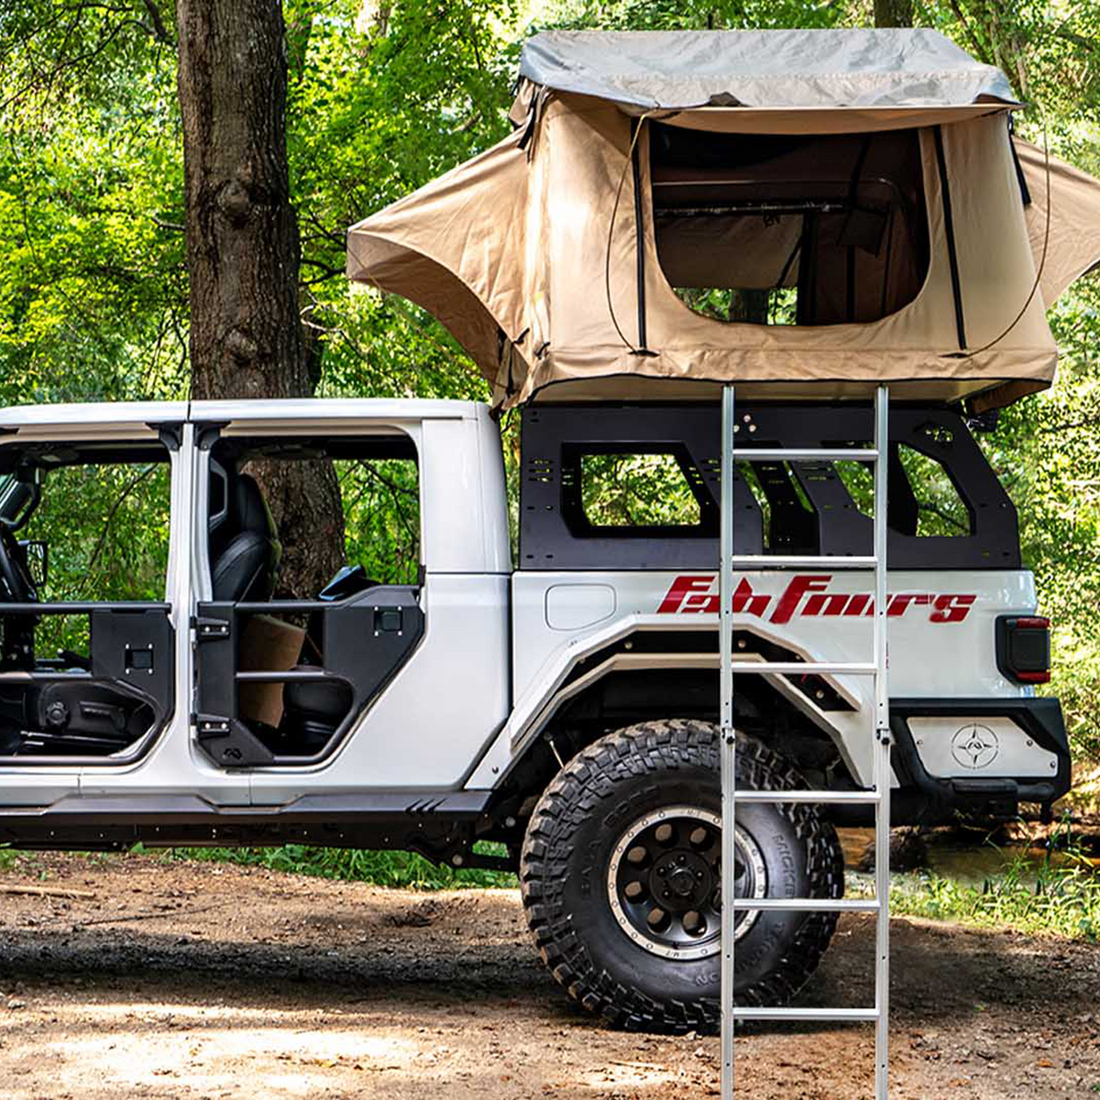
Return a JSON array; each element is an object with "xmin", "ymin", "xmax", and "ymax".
[{"xmin": 346, "ymin": 28, "xmax": 1100, "ymax": 412}]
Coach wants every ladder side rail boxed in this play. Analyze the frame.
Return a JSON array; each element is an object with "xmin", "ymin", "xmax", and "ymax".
[
  {"xmin": 722, "ymin": 387, "xmax": 892, "ymax": 1099},
  {"xmin": 874, "ymin": 384, "xmax": 891, "ymax": 1100},
  {"xmin": 719, "ymin": 385, "xmax": 736, "ymax": 1100}
]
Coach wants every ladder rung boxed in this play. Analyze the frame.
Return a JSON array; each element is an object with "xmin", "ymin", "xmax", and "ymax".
[
  {"xmin": 733, "ymin": 1007, "xmax": 879, "ymax": 1022},
  {"xmin": 731, "ymin": 661, "xmax": 876, "ymax": 675},
  {"xmin": 732, "ymin": 448, "xmax": 878, "ymax": 462},
  {"xmin": 732, "ymin": 789, "xmax": 881, "ymax": 804},
  {"xmin": 729, "ymin": 555, "xmax": 878, "ymax": 569},
  {"xmin": 732, "ymin": 898, "xmax": 879, "ymax": 912}
]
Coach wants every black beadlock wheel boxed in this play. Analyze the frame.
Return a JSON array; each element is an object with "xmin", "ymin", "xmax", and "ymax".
[{"xmin": 520, "ymin": 719, "xmax": 845, "ymax": 1033}]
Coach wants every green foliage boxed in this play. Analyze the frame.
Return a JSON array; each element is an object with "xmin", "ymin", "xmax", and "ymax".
[
  {"xmin": 581, "ymin": 452, "xmax": 701, "ymax": 526},
  {"xmin": 674, "ymin": 286, "xmax": 800, "ymax": 325},
  {"xmin": 541, "ymin": 0, "xmax": 842, "ymax": 32},
  {"xmin": 0, "ymin": 3, "xmax": 187, "ymax": 407},
  {"xmin": 0, "ymin": 0, "xmax": 1099, "ymax": 778},
  {"xmin": 27, "ymin": 462, "xmax": 172, "ymax": 601},
  {"xmin": 881, "ymin": 846, "xmax": 1100, "ymax": 942},
  {"xmin": 170, "ymin": 843, "xmax": 517, "ymax": 890},
  {"xmin": 337, "ymin": 456, "xmax": 421, "ymax": 584},
  {"xmin": 982, "ymin": 279, "xmax": 1100, "ymax": 763},
  {"xmin": 25, "ymin": 458, "xmax": 172, "ymax": 653}
]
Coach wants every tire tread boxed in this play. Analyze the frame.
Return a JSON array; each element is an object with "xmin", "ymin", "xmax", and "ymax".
[{"xmin": 520, "ymin": 720, "xmax": 844, "ymax": 1033}]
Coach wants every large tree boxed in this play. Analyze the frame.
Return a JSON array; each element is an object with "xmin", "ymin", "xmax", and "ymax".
[
  {"xmin": 175, "ymin": 0, "xmax": 344, "ymax": 596},
  {"xmin": 874, "ymin": 0, "xmax": 913, "ymax": 28}
]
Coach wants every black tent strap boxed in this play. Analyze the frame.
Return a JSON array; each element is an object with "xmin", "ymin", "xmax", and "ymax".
[
  {"xmin": 933, "ymin": 126, "xmax": 968, "ymax": 350},
  {"xmin": 631, "ymin": 123, "xmax": 651, "ymax": 353}
]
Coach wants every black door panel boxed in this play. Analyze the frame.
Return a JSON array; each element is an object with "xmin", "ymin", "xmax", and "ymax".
[
  {"xmin": 193, "ymin": 586, "xmax": 424, "ymax": 768},
  {"xmin": 0, "ymin": 603, "xmax": 175, "ymax": 762}
]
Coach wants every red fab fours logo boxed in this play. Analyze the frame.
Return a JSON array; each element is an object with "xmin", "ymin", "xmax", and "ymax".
[{"xmin": 657, "ymin": 574, "xmax": 975, "ymax": 624}]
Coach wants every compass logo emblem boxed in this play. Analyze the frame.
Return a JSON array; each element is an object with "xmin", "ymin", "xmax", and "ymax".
[{"xmin": 951, "ymin": 724, "xmax": 1000, "ymax": 769}]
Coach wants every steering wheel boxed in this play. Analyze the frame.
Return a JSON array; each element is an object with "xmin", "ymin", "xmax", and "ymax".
[{"xmin": 0, "ymin": 524, "xmax": 37, "ymax": 604}]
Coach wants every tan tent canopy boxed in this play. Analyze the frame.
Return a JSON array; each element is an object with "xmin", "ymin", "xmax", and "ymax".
[{"xmin": 347, "ymin": 29, "xmax": 1100, "ymax": 412}]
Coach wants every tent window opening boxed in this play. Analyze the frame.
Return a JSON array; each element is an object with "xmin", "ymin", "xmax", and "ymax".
[{"xmin": 649, "ymin": 124, "xmax": 931, "ymax": 326}]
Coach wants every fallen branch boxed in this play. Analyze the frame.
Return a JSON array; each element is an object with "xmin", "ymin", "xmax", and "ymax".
[
  {"xmin": 0, "ymin": 884, "xmax": 96, "ymax": 899},
  {"xmin": 74, "ymin": 902, "xmax": 223, "ymax": 927}
]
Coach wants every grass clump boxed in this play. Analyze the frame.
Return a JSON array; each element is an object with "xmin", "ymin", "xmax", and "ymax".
[
  {"xmin": 168, "ymin": 844, "xmax": 517, "ymax": 890},
  {"xmin": 887, "ymin": 851, "xmax": 1100, "ymax": 942},
  {"xmin": 850, "ymin": 820, "xmax": 1100, "ymax": 942}
]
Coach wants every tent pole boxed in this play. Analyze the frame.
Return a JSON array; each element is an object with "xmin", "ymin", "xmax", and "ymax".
[{"xmin": 719, "ymin": 384, "xmax": 736, "ymax": 1100}]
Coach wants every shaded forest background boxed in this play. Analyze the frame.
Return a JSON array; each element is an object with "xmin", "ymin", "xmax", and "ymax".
[{"xmin": 1, "ymin": 0, "xmax": 1099, "ymax": 780}]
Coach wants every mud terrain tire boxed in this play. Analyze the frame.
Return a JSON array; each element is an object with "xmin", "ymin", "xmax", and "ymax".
[{"xmin": 520, "ymin": 719, "xmax": 844, "ymax": 1033}]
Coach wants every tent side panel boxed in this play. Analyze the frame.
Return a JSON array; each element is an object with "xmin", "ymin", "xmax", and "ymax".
[
  {"xmin": 944, "ymin": 117, "xmax": 1050, "ymax": 354},
  {"xmin": 346, "ymin": 131, "xmax": 538, "ymax": 396},
  {"xmin": 1015, "ymin": 138, "xmax": 1100, "ymax": 307}
]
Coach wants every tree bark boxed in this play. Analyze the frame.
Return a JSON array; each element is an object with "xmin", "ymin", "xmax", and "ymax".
[
  {"xmin": 874, "ymin": 0, "xmax": 913, "ymax": 28},
  {"xmin": 728, "ymin": 289, "xmax": 770, "ymax": 324},
  {"xmin": 176, "ymin": 0, "xmax": 344, "ymax": 597}
]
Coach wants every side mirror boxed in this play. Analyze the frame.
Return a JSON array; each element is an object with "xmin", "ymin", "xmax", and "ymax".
[{"xmin": 19, "ymin": 540, "xmax": 47, "ymax": 590}]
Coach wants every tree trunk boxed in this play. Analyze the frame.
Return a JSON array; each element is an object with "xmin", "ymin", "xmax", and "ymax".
[
  {"xmin": 874, "ymin": 0, "xmax": 913, "ymax": 28},
  {"xmin": 728, "ymin": 289, "xmax": 770, "ymax": 324},
  {"xmin": 176, "ymin": 0, "xmax": 344, "ymax": 597}
]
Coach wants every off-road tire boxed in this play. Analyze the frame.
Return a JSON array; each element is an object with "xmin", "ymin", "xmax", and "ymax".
[{"xmin": 520, "ymin": 719, "xmax": 844, "ymax": 1033}]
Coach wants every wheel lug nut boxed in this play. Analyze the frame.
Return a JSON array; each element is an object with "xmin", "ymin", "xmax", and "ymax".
[
  {"xmin": 657, "ymin": 867, "xmax": 667, "ymax": 876},
  {"xmin": 696, "ymin": 871, "xmax": 704, "ymax": 880}
]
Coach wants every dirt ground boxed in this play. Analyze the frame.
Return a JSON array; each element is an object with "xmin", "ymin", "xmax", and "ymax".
[{"xmin": 0, "ymin": 853, "xmax": 1097, "ymax": 1099}]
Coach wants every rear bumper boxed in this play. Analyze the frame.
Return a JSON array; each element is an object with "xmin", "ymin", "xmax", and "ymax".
[{"xmin": 890, "ymin": 696, "xmax": 1070, "ymax": 814}]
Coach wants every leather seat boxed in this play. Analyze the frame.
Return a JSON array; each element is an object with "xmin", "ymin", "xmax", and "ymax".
[
  {"xmin": 211, "ymin": 474, "xmax": 282, "ymax": 602},
  {"xmin": 284, "ymin": 670, "xmax": 352, "ymax": 725}
]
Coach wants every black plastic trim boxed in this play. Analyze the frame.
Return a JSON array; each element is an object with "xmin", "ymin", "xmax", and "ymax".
[
  {"xmin": 193, "ymin": 586, "xmax": 424, "ymax": 769},
  {"xmin": 0, "ymin": 790, "xmax": 491, "ymax": 854},
  {"xmin": 151, "ymin": 422, "xmax": 183, "ymax": 451},
  {"xmin": 195, "ymin": 421, "xmax": 229, "ymax": 450},
  {"xmin": 0, "ymin": 606, "xmax": 176, "ymax": 767},
  {"xmin": 520, "ymin": 402, "xmax": 1020, "ymax": 571}
]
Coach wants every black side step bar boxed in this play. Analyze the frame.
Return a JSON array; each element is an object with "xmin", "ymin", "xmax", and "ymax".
[{"xmin": 0, "ymin": 790, "xmax": 493, "ymax": 855}]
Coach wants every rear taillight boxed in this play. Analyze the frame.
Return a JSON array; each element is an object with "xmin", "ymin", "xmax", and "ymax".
[{"xmin": 996, "ymin": 615, "xmax": 1051, "ymax": 684}]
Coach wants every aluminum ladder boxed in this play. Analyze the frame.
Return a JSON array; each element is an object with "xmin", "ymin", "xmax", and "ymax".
[{"xmin": 719, "ymin": 384, "xmax": 891, "ymax": 1099}]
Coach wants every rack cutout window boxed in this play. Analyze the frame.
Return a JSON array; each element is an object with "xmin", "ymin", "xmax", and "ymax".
[
  {"xmin": 650, "ymin": 125, "xmax": 931, "ymax": 327},
  {"xmin": 565, "ymin": 447, "xmax": 716, "ymax": 537},
  {"xmin": 834, "ymin": 446, "xmax": 971, "ymax": 537}
]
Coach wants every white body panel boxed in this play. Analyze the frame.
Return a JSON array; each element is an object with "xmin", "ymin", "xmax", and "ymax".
[
  {"xmin": 511, "ymin": 569, "xmax": 1035, "ymax": 702},
  {"xmin": 467, "ymin": 568, "xmax": 1039, "ymax": 789}
]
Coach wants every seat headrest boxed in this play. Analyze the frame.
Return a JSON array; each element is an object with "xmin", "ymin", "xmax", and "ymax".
[{"xmin": 235, "ymin": 473, "xmax": 278, "ymax": 539}]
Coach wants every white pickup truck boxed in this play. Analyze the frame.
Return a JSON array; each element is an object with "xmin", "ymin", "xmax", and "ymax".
[{"xmin": 0, "ymin": 396, "xmax": 1067, "ymax": 1032}]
